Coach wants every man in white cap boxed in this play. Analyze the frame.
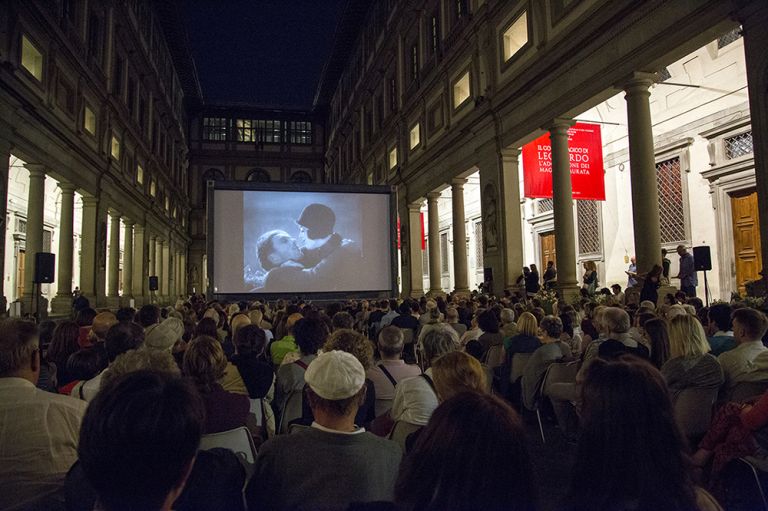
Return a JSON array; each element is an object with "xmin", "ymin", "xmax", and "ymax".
[
  {"xmin": 246, "ymin": 350, "xmax": 401, "ymax": 510},
  {"xmin": 143, "ymin": 317, "xmax": 184, "ymax": 352}
]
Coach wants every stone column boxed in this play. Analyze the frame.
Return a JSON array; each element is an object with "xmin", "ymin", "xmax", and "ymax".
[
  {"xmin": 22, "ymin": 164, "xmax": 45, "ymax": 313},
  {"xmin": 148, "ymin": 234, "xmax": 157, "ymax": 301},
  {"xmin": 404, "ymin": 201, "xmax": 424, "ymax": 297},
  {"xmin": 51, "ymin": 182, "xmax": 76, "ymax": 315},
  {"xmin": 0, "ymin": 139, "xmax": 11, "ymax": 312},
  {"xmin": 132, "ymin": 224, "xmax": 145, "ymax": 305},
  {"xmin": 167, "ymin": 241, "xmax": 175, "ymax": 302},
  {"xmin": 161, "ymin": 240, "xmax": 170, "ymax": 301},
  {"xmin": 739, "ymin": 3, "xmax": 768, "ymax": 271},
  {"xmin": 80, "ymin": 195, "xmax": 98, "ymax": 303},
  {"xmin": 106, "ymin": 211, "xmax": 121, "ymax": 306},
  {"xmin": 478, "ymin": 147, "xmax": 525, "ymax": 295},
  {"xmin": 426, "ymin": 191, "xmax": 442, "ymax": 295},
  {"xmin": 121, "ymin": 219, "xmax": 134, "ymax": 304},
  {"xmin": 623, "ymin": 73, "xmax": 662, "ymax": 275},
  {"xmin": 548, "ymin": 119, "xmax": 580, "ymax": 301},
  {"xmin": 451, "ymin": 178, "xmax": 470, "ymax": 295}
]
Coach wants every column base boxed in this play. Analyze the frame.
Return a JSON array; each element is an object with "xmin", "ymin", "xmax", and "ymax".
[
  {"xmin": 557, "ymin": 284, "xmax": 582, "ymax": 305},
  {"xmin": 504, "ymin": 284, "xmax": 526, "ymax": 299},
  {"xmin": 51, "ymin": 294, "xmax": 74, "ymax": 316},
  {"xmin": 106, "ymin": 296, "xmax": 122, "ymax": 309},
  {"xmin": 22, "ymin": 295, "xmax": 48, "ymax": 319},
  {"xmin": 407, "ymin": 289, "xmax": 424, "ymax": 299},
  {"xmin": 120, "ymin": 295, "xmax": 135, "ymax": 308},
  {"xmin": 427, "ymin": 289, "xmax": 446, "ymax": 299},
  {"xmin": 131, "ymin": 295, "xmax": 146, "ymax": 308},
  {"xmin": 452, "ymin": 287, "xmax": 471, "ymax": 298}
]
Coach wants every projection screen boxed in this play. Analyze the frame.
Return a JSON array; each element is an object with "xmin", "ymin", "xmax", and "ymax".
[{"xmin": 207, "ymin": 181, "xmax": 397, "ymax": 299}]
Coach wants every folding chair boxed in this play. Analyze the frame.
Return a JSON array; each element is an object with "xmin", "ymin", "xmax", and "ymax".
[{"xmin": 199, "ymin": 426, "xmax": 257, "ymax": 480}]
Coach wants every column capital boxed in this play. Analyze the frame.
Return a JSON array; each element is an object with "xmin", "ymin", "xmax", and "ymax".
[
  {"xmin": 500, "ymin": 147, "xmax": 522, "ymax": 163},
  {"xmin": 544, "ymin": 118, "xmax": 576, "ymax": 133},
  {"xmin": 451, "ymin": 177, "xmax": 468, "ymax": 187},
  {"xmin": 407, "ymin": 201, "xmax": 424, "ymax": 212},
  {"xmin": 81, "ymin": 195, "xmax": 98, "ymax": 207},
  {"xmin": 617, "ymin": 71, "xmax": 658, "ymax": 93},
  {"xmin": 58, "ymin": 182, "xmax": 77, "ymax": 194},
  {"xmin": 108, "ymin": 209, "xmax": 121, "ymax": 220},
  {"xmin": 134, "ymin": 224, "xmax": 145, "ymax": 233},
  {"xmin": 24, "ymin": 163, "xmax": 46, "ymax": 178},
  {"xmin": 426, "ymin": 191, "xmax": 441, "ymax": 201},
  {"xmin": 122, "ymin": 217, "xmax": 135, "ymax": 226}
]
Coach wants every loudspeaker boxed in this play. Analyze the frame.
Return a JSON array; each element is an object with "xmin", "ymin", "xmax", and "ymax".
[
  {"xmin": 149, "ymin": 276, "xmax": 159, "ymax": 291},
  {"xmin": 693, "ymin": 246, "xmax": 712, "ymax": 271},
  {"xmin": 483, "ymin": 267, "xmax": 493, "ymax": 282},
  {"xmin": 34, "ymin": 253, "xmax": 55, "ymax": 283}
]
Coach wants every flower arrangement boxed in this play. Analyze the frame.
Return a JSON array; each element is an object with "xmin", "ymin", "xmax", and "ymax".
[{"xmin": 533, "ymin": 288, "xmax": 559, "ymax": 314}]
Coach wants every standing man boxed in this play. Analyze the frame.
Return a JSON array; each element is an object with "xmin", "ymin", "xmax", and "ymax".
[
  {"xmin": 626, "ymin": 256, "xmax": 638, "ymax": 288},
  {"xmin": 676, "ymin": 245, "xmax": 698, "ymax": 297},
  {"xmin": 542, "ymin": 261, "xmax": 557, "ymax": 290}
]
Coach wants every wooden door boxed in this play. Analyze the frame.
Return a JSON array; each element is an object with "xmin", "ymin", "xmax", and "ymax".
[
  {"xmin": 731, "ymin": 190, "xmax": 762, "ymax": 296},
  {"xmin": 540, "ymin": 232, "xmax": 557, "ymax": 270}
]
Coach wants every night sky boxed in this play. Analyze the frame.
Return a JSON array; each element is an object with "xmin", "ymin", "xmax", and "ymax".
[{"xmin": 183, "ymin": 0, "xmax": 345, "ymax": 108}]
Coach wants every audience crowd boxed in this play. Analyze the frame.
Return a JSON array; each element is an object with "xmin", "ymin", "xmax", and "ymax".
[{"xmin": 3, "ymin": 281, "xmax": 768, "ymax": 511}]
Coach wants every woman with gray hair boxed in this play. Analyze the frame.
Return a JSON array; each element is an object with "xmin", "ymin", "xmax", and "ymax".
[{"xmin": 391, "ymin": 325, "xmax": 459, "ymax": 427}]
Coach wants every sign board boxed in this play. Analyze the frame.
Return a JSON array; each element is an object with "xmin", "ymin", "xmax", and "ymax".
[{"xmin": 522, "ymin": 122, "xmax": 606, "ymax": 201}]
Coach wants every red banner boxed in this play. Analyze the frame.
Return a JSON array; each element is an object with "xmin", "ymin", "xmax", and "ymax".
[
  {"xmin": 521, "ymin": 122, "xmax": 605, "ymax": 201},
  {"xmin": 420, "ymin": 213, "xmax": 426, "ymax": 250}
]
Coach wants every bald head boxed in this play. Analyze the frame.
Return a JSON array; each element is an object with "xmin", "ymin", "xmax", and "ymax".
[{"xmin": 92, "ymin": 312, "xmax": 118, "ymax": 341}]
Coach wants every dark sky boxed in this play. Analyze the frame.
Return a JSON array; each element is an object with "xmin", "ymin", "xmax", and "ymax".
[{"xmin": 183, "ymin": 0, "xmax": 345, "ymax": 108}]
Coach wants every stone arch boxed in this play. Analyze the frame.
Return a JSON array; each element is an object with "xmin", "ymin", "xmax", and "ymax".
[
  {"xmin": 246, "ymin": 168, "xmax": 271, "ymax": 182},
  {"xmin": 289, "ymin": 170, "xmax": 313, "ymax": 184},
  {"xmin": 201, "ymin": 168, "xmax": 225, "ymax": 204}
]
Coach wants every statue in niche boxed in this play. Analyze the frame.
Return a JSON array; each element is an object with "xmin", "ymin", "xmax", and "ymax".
[
  {"xmin": 189, "ymin": 263, "xmax": 200, "ymax": 287},
  {"xmin": 482, "ymin": 184, "xmax": 499, "ymax": 252}
]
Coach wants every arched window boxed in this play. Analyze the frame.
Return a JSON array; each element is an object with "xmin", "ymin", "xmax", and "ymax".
[
  {"xmin": 289, "ymin": 171, "xmax": 313, "ymax": 184},
  {"xmin": 246, "ymin": 168, "xmax": 271, "ymax": 182},
  {"xmin": 201, "ymin": 168, "xmax": 225, "ymax": 204}
]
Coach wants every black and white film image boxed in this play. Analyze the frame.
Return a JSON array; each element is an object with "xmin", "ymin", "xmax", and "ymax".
[{"xmin": 241, "ymin": 191, "xmax": 392, "ymax": 294}]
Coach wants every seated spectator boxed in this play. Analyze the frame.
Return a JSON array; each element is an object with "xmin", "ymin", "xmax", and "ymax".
[
  {"xmin": 707, "ymin": 303, "xmax": 736, "ymax": 356},
  {"xmin": 46, "ymin": 320, "xmax": 82, "ymax": 389},
  {"xmin": 183, "ymin": 336, "xmax": 251, "ymax": 434},
  {"xmin": 59, "ymin": 348, "xmax": 103, "ymax": 397},
  {"xmin": 137, "ymin": 304, "xmax": 161, "ymax": 329},
  {"xmin": 246, "ymin": 351, "xmax": 402, "ymax": 510},
  {"xmin": 595, "ymin": 307, "xmax": 650, "ymax": 361},
  {"xmin": 85, "ymin": 312, "xmax": 118, "ymax": 365},
  {"xmin": 379, "ymin": 299, "xmax": 400, "ymax": 328},
  {"xmin": 332, "ymin": 311, "xmax": 355, "ymax": 330},
  {"xmin": 390, "ymin": 300, "xmax": 419, "ymax": 333},
  {"xmin": 611, "ymin": 284, "xmax": 625, "ymax": 305},
  {"xmin": 231, "ymin": 324, "xmax": 276, "ymax": 439},
  {"xmin": 367, "ymin": 326, "xmax": 422, "ymax": 417},
  {"xmin": 274, "ymin": 317, "xmax": 328, "ymax": 415},
  {"xmin": 459, "ymin": 312, "xmax": 483, "ymax": 346},
  {"xmin": 418, "ymin": 299, "xmax": 443, "ymax": 330},
  {"xmin": 194, "ymin": 317, "xmax": 218, "ymax": 339},
  {"xmin": 75, "ymin": 307, "xmax": 97, "ymax": 328},
  {"xmin": 499, "ymin": 307, "xmax": 518, "ymax": 340},
  {"xmin": 661, "ymin": 314, "xmax": 723, "ymax": 403},
  {"xmin": 225, "ymin": 313, "xmax": 251, "ymax": 359},
  {"xmin": 313, "ymin": 329, "xmax": 377, "ymax": 426},
  {"xmin": 248, "ymin": 309, "xmax": 274, "ymax": 344},
  {"xmin": 644, "ymin": 317, "xmax": 671, "ymax": 369},
  {"xmin": 522, "ymin": 315, "xmax": 572, "ymax": 410},
  {"xmin": 269, "ymin": 312, "xmax": 303, "ymax": 365},
  {"xmin": 144, "ymin": 317, "xmax": 184, "ymax": 353},
  {"xmin": 445, "ymin": 306, "xmax": 467, "ymax": 337},
  {"xmin": 693, "ymin": 388, "xmax": 768, "ymax": 488},
  {"xmin": 395, "ymin": 393, "xmax": 535, "ymax": 511},
  {"xmin": 77, "ymin": 370, "xmax": 208, "ymax": 511},
  {"xmin": 101, "ymin": 348, "xmax": 180, "ymax": 387},
  {"xmin": 115, "ymin": 307, "xmax": 136, "ymax": 323},
  {"xmin": 0, "ymin": 319, "xmax": 87, "ymax": 509},
  {"xmin": 417, "ymin": 307, "xmax": 443, "ymax": 344},
  {"xmin": 570, "ymin": 356, "xmax": 721, "ymax": 511},
  {"xmin": 432, "ymin": 351, "xmax": 490, "ymax": 401},
  {"xmin": 718, "ymin": 308, "xmax": 768, "ymax": 389},
  {"xmin": 560, "ymin": 310, "xmax": 583, "ymax": 356},
  {"xmin": 477, "ymin": 309, "xmax": 504, "ymax": 355},
  {"xmin": 392, "ymin": 324, "xmax": 459, "ymax": 426},
  {"xmin": 79, "ymin": 322, "xmax": 145, "ymax": 401},
  {"xmin": 504, "ymin": 311, "xmax": 541, "ymax": 357}
]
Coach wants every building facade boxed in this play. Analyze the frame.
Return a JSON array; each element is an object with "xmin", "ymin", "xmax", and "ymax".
[
  {"xmin": 318, "ymin": 0, "xmax": 768, "ymax": 301},
  {"xmin": 0, "ymin": 0, "xmax": 197, "ymax": 313},
  {"xmin": 186, "ymin": 105, "xmax": 325, "ymax": 293}
]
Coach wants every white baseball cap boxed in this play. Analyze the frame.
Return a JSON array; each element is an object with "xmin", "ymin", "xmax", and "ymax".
[{"xmin": 305, "ymin": 350, "xmax": 365, "ymax": 400}]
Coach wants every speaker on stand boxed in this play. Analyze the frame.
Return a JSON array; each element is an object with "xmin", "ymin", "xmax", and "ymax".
[
  {"xmin": 149, "ymin": 276, "xmax": 159, "ymax": 303},
  {"xmin": 33, "ymin": 252, "xmax": 55, "ymax": 322},
  {"xmin": 693, "ymin": 246, "xmax": 712, "ymax": 306}
]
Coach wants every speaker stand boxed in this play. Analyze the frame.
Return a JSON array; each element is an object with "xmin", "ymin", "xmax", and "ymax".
[
  {"xmin": 702, "ymin": 270, "xmax": 710, "ymax": 307},
  {"xmin": 33, "ymin": 282, "xmax": 40, "ymax": 324}
]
